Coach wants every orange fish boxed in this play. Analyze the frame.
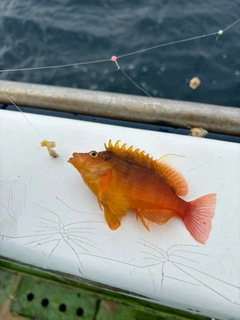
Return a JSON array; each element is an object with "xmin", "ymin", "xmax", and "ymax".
[{"xmin": 69, "ymin": 140, "xmax": 216, "ymax": 244}]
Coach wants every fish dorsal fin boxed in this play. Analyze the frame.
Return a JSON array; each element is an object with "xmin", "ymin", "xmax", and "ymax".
[
  {"xmin": 155, "ymin": 158, "xmax": 188, "ymax": 196},
  {"xmin": 104, "ymin": 140, "xmax": 152, "ymax": 164},
  {"xmin": 104, "ymin": 140, "xmax": 188, "ymax": 196}
]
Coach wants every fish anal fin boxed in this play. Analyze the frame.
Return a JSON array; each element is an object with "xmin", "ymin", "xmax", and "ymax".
[
  {"xmin": 156, "ymin": 160, "xmax": 188, "ymax": 196},
  {"xmin": 136, "ymin": 209, "xmax": 175, "ymax": 228}
]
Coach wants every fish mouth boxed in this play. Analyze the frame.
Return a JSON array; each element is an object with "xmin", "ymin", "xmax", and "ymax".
[{"xmin": 68, "ymin": 153, "xmax": 85, "ymax": 165}]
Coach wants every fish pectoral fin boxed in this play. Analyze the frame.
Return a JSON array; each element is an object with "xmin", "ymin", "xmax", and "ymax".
[
  {"xmin": 103, "ymin": 202, "xmax": 128, "ymax": 230},
  {"xmin": 137, "ymin": 209, "xmax": 175, "ymax": 227},
  {"xmin": 98, "ymin": 169, "xmax": 111, "ymax": 199},
  {"xmin": 156, "ymin": 160, "xmax": 188, "ymax": 196}
]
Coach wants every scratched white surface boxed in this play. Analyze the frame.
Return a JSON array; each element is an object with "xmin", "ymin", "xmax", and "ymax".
[{"xmin": 0, "ymin": 109, "xmax": 240, "ymax": 319}]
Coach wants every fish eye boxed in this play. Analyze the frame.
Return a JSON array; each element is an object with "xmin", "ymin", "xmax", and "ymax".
[{"xmin": 89, "ymin": 150, "xmax": 98, "ymax": 158}]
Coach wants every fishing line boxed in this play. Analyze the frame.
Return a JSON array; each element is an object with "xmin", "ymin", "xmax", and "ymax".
[
  {"xmin": 116, "ymin": 32, "xmax": 218, "ymax": 59},
  {"xmin": 192, "ymin": 29, "xmax": 225, "ymax": 85},
  {"xmin": 110, "ymin": 56, "xmax": 150, "ymax": 97},
  {"xmin": 0, "ymin": 89, "xmax": 67, "ymax": 161},
  {"xmin": 0, "ymin": 17, "xmax": 239, "ymax": 140},
  {"xmin": 0, "ymin": 19, "xmax": 238, "ymax": 98},
  {"xmin": 0, "ymin": 58, "xmax": 110, "ymax": 73},
  {"xmin": 196, "ymin": 38, "xmax": 219, "ymax": 79},
  {"xmin": 120, "ymin": 67, "xmax": 152, "ymax": 98},
  {"xmin": 1, "ymin": 18, "xmax": 238, "ymax": 100},
  {"xmin": 0, "ymin": 89, "xmax": 44, "ymax": 139},
  {"xmin": 0, "ymin": 18, "xmax": 238, "ymax": 75}
]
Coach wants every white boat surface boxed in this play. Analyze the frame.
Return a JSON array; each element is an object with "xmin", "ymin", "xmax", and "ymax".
[{"xmin": 0, "ymin": 86, "xmax": 240, "ymax": 320}]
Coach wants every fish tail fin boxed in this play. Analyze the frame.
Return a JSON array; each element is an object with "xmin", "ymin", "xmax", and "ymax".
[{"xmin": 183, "ymin": 193, "xmax": 216, "ymax": 244}]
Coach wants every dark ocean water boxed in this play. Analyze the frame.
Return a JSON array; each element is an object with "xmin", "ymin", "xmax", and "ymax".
[{"xmin": 0, "ymin": 0, "xmax": 239, "ymax": 107}]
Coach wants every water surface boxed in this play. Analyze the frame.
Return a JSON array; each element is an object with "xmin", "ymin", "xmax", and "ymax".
[{"xmin": 0, "ymin": 0, "xmax": 239, "ymax": 107}]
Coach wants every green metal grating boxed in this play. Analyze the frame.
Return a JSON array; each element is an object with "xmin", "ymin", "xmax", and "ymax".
[
  {"xmin": 11, "ymin": 277, "xmax": 98, "ymax": 320},
  {"xmin": 0, "ymin": 260, "xmax": 210, "ymax": 320},
  {"xmin": 9, "ymin": 276, "xmax": 182, "ymax": 320}
]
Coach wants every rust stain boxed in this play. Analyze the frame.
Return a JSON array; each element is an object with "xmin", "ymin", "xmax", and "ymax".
[
  {"xmin": 0, "ymin": 275, "xmax": 25, "ymax": 320},
  {"xmin": 102, "ymin": 300, "xmax": 119, "ymax": 314}
]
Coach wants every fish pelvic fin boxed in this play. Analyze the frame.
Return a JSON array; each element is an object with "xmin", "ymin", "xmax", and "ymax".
[
  {"xmin": 104, "ymin": 205, "xmax": 121, "ymax": 230},
  {"xmin": 183, "ymin": 193, "xmax": 216, "ymax": 244},
  {"xmin": 103, "ymin": 202, "xmax": 128, "ymax": 230}
]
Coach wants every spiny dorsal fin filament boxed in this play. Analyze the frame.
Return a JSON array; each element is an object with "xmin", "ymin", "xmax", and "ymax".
[{"xmin": 105, "ymin": 140, "xmax": 152, "ymax": 163}]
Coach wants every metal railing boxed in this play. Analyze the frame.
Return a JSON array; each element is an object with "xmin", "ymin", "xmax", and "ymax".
[{"xmin": 0, "ymin": 80, "xmax": 239, "ymax": 136}]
